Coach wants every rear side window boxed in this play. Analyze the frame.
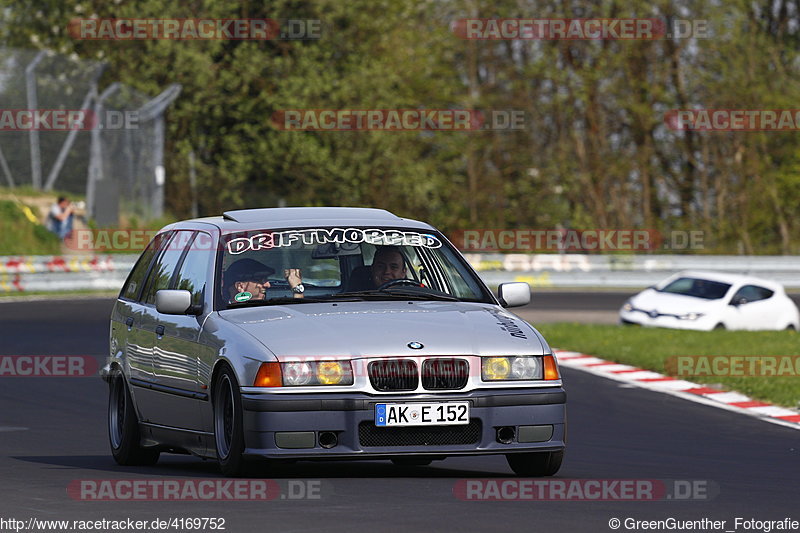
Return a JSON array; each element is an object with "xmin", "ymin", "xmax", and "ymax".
[
  {"xmin": 733, "ymin": 285, "xmax": 774, "ymax": 303},
  {"xmin": 142, "ymin": 231, "xmax": 195, "ymax": 305},
  {"xmin": 120, "ymin": 232, "xmax": 171, "ymax": 301},
  {"xmin": 174, "ymin": 232, "xmax": 213, "ymax": 307}
]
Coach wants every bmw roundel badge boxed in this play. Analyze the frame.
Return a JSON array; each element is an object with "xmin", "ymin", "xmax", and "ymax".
[{"xmin": 407, "ymin": 341, "xmax": 424, "ymax": 350}]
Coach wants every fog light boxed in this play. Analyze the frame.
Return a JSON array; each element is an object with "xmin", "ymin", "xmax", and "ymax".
[{"xmin": 497, "ymin": 426, "xmax": 516, "ymax": 444}]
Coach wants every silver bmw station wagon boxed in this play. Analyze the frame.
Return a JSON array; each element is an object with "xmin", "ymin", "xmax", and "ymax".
[{"xmin": 103, "ymin": 208, "xmax": 566, "ymax": 476}]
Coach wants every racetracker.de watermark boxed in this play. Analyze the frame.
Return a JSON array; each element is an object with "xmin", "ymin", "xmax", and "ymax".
[
  {"xmin": 68, "ymin": 479, "xmax": 324, "ymax": 501},
  {"xmin": 452, "ymin": 18, "xmax": 709, "ymax": 40},
  {"xmin": 68, "ymin": 18, "xmax": 322, "ymax": 40},
  {"xmin": 665, "ymin": 109, "xmax": 800, "ymax": 131},
  {"xmin": 449, "ymin": 229, "xmax": 705, "ymax": 252},
  {"xmin": 270, "ymin": 109, "xmax": 527, "ymax": 131},
  {"xmin": 65, "ymin": 229, "xmax": 161, "ymax": 252},
  {"xmin": 0, "ymin": 356, "xmax": 98, "ymax": 377},
  {"xmin": 0, "ymin": 109, "xmax": 138, "ymax": 131},
  {"xmin": 666, "ymin": 356, "xmax": 800, "ymax": 377},
  {"xmin": 454, "ymin": 479, "xmax": 717, "ymax": 501}
]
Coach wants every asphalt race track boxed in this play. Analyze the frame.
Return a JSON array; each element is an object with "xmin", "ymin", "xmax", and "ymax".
[{"xmin": 0, "ymin": 298, "xmax": 797, "ymax": 533}]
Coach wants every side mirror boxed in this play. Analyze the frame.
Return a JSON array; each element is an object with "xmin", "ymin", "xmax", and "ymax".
[
  {"xmin": 497, "ymin": 282, "xmax": 531, "ymax": 308},
  {"xmin": 156, "ymin": 290, "xmax": 195, "ymax": 315},
  {"xmin": 730, "ymin": 297, "xmax": 748, "ymax": 307}
]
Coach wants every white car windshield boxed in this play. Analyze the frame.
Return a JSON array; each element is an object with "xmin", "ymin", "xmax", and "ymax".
[
  {"xmin": 217, "ymin": 227, "xmax": 492, "ymax": 308},
  {"xmin": 658, "ymin": 277, "xmax": 731, "ymax": 300}
]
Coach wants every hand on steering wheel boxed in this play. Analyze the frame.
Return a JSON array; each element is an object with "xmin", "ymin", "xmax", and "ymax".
[{"xmin": 376, "ymin": 279, "xmax": 423, "ymax": 290}]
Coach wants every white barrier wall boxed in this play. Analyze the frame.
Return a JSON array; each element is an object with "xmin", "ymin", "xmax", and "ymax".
[{"xmin": 2, "ymin": 253, "xmax": 799, "ymax": 293}]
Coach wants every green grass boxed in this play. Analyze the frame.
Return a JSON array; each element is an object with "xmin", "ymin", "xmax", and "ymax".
[
  {"xmin": 0, "ymin": 200, "xmax": 62, "ymax": 255},
  {"xmin": 536, "ymin": 323, "xmax": 800, "ymax": 408}
]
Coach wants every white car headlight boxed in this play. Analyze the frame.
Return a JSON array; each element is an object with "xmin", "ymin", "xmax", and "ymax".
[
  {"xmin": 511, "ymin": 356, "xmax": 540, "ymax": 379},
  {"xmin": 282, "ymin": 362, "xmax": 314, "ymax": 386},
  {"xmin": 622, "ymin": 301, "xmax": 633, "ymax": 312},
  {"xmin": 679, "ymin": 312, "xmax": 704, "ymax": 321}
]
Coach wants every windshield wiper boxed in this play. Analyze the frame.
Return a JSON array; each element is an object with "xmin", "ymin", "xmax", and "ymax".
[{"xmin": 226, "ymin": 297, "xmax": 333, "ymax": 308}]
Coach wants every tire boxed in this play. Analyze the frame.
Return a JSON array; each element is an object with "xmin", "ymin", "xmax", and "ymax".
[
  {"xmin": 391, "ymin": 457, "xmax": 433, "ymax": 467},
  {"xmin": 713, "ymin": 323, "xmax": 726, "ymax": 330},
  {"xmin": 506, "ymin": 450, "xmax": 564, "ymax": 477},
  {"xmin": 786, "ymin": 324, "xmax": 796, "ymax": 332},
  {"xmin": 213, "ymin": 366, "xmax": 248, "ymax": 477},
  {"xmin": 108, "ymin": 369, "xmax": 160, "ymax": 466}
]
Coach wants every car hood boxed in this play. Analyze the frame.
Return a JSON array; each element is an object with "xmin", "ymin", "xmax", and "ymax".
[
  {"xmin": 218, "ymin": 301, "xmax": 545, "ymax": 358},
  {"xmin": 630, "ymin": 289, "xmax": 726, "ymax": 315}
]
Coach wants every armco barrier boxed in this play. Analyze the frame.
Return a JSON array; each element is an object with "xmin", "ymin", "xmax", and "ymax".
[
  {"xmin": 2, "ymin": 253, "xmax": 800, "ymax": 293},
  {"xmin": 467, "ymin": 254, "xmax": 800, "ymax": 289},
  {"xmin": 0, "ymin": 255, "xmax": 138, "ymax": 292}
]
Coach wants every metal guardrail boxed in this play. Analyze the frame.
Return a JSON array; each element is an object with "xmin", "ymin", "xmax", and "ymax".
[
  {"xmin": 0, "ymin": 255, "xmax": 137, "ymax": 292},
  {"xmin": 467, "ymin": 254, "xmax": 800, "ymax": 289},
  {"xmin": 2, "ymin": 253, "xmax": 800, "ymax": 293}
]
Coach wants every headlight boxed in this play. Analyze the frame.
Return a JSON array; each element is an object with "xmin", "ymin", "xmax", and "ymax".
[
  {"xmin": 679, "ymin": 312, "xmax": 704, "ymax": 321},
  {"xmin": 622, "ymin": 301, "xmax": 633, "ymax": 312},
  {"xmin": 482, "ymin": 356, "xmax": 543, "ymax": 381},
  {"xmin": 316, "ymin": 361, "xmax": 352, "ymax": 385},
  {"xmin": 254, "ymin": 361, "xmax": 354, "ymax": 387},
  {"xmin": 283, "ymin": 360, "xmax": 353, "ymax": 386},
  {"xmin": 283, "ymin": 362, "xmax": 314, "ymax": 386}
]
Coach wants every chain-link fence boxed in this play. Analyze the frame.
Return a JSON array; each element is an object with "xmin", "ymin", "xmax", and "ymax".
[
  {"xmin": 0, "ymin": 47, "xmax": 180, "ymax": 225},
  {"xmin": 88, "ymin": 82, "xmax": 181, "ymax": 225}
]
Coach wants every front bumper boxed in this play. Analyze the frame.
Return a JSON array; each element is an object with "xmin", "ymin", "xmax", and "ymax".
[
  {"xmin": 619, "ymin": 311, "xmax": 712, "ymax": 331},
  {"xmin": 241, "ymin": 388, "xmax": 566, "ymax": 459}
]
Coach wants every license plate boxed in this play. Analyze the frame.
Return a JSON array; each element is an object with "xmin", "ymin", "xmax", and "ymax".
[{"xmin": 374, "ymin": 402, "xmax": 470, "ymax": 427}]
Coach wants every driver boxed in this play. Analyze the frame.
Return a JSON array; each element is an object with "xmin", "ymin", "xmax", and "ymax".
[
  {"xmin": 370, "ymin": 246, "xmax": 409, "ymax": 288},
  {"xmin": 224, "ymin": 258, "xmax": 304, "ymax": 302}
]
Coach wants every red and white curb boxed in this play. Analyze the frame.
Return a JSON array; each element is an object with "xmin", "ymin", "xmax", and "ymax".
[{"xmin": 554, "ymin": 349, "xmax": 800, "ymax": 431}]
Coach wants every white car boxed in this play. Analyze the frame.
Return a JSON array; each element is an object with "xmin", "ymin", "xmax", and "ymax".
[{"xmin": 619, "ymin": 271, "xmax": 800, "ymax": 331}]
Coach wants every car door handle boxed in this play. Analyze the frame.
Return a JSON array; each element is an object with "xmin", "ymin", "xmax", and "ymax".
[
  {"xmin": 125, "ymin": 317, "xmax": 134, "ymax": 330},
  {"xmin": 155, "ymin": 325, "xmax": 165, "ymax": 337}
]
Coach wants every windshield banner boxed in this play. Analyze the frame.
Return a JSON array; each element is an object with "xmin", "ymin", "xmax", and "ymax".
[{"xmin": 227, "ymin": 228, "xmax": 442, "ymax": 255}]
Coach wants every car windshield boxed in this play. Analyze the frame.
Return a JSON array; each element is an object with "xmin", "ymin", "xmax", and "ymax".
[
  {"xmin": 658, "ymin": 277, "xmax": 732, "ymax": 300},
  {"xmin": 217, "ymin": 227, "xmax": 492, "ymax": 308}
]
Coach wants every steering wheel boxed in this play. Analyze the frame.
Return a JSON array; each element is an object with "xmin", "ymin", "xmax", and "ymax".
[{"xmin": 377, "ymin": 279, "xmax": 423, "ymax": 291}]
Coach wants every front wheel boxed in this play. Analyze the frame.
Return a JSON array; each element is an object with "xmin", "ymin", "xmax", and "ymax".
[
  {"xmin": 506, "ymin": 450, "xmax": 563, "ymax": 477},
  {"xmin": 213, "ymin": 366, "xmax": 248, "ymax": 477},
  {"xmin": 108, "ymin": 369, "xmax": 160, "ymax": 466}
]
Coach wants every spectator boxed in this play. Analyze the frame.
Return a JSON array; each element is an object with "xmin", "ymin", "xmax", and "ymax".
[{"xmin": 47, "ymin": 197, "xmax": 74, "ymax": 241}]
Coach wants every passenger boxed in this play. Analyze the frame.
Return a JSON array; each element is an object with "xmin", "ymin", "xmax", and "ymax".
[
  {"xmin": 346, "ymin": 246, "xmax": 413, "ymax": 292},
  {"xmin": 370, "ymin": 245, "xmax": 408, "ymax": 288},
  {"xmin": 224, "ymin": 258, "xmax": 304, "ymax": 302}
]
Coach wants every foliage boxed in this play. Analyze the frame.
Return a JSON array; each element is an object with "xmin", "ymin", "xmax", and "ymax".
[
  {"xmin": 0, "ymin": 200, "xmax": 62, "ymax": 255},
  {"xmin": 2, "ymin": 0, "xmax": 800, "ymax": 253}
]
